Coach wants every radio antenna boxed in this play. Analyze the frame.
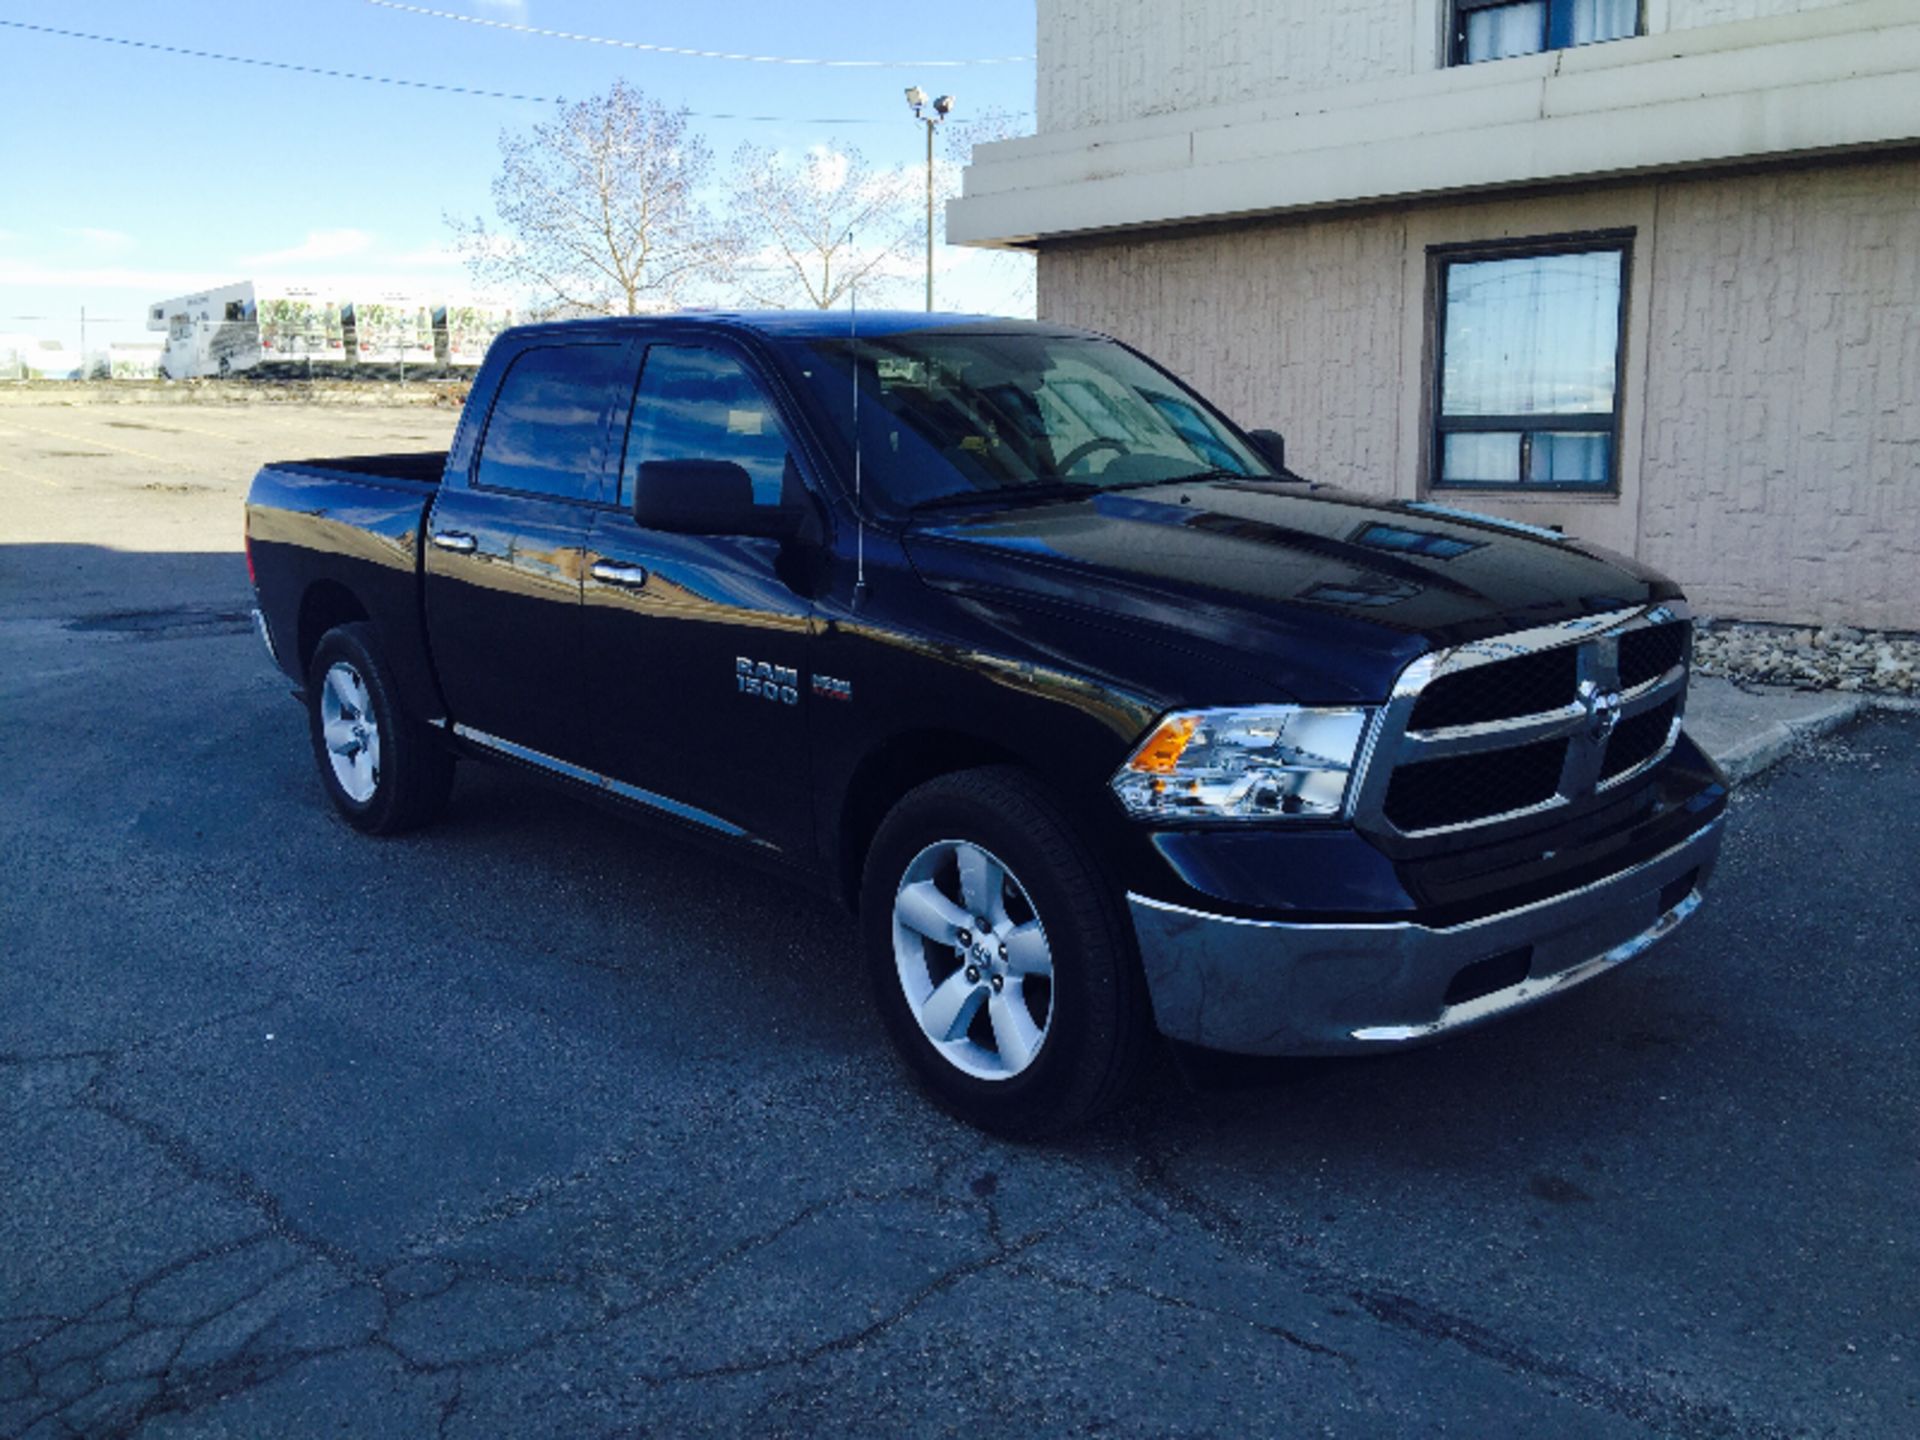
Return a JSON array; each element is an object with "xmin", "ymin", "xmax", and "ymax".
[{"xmin": 848, "ymin": 227, "xmax": 867, "ymax": 608}]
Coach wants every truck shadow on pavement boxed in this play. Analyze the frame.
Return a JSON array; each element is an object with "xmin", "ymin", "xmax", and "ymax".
[
  {"xmin": 3, "ymin": 542, "xmax": 1722, "ymax": 1165},
  {"xmin": 13, "ymin": 541, "xmax": 1909, "ymax": 1437},
  {"xmin": 434, "ymin": 737, "xmax": 1721, "ymax": 1182},
  {"xmin": 0, "ymin": 542, "xmax": 254, "ymax": 625}
]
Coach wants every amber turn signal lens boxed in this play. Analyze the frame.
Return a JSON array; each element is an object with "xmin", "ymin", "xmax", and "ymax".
[{"xmin": 1128, "ymin": 715, "xmax": 1199, "ymax": 774}]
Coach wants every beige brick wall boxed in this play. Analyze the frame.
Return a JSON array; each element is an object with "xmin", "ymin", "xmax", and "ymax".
[
  {"xmin": 1662, "ymin": 0, "xmax": 1861, "ymax": 30},
  {"xmin": 1038, "ymin": 219, "xmax": 1408, "ymax": 498},
  {"xmin": 1638, "ymin": 161, "xmax": 1920, "ymax": 626},
  {"xmin": 1037, "ymin": 157, "xmax": 1920, "ymax": 629},
  {"xmin": 1037, "ymin": 0, "xmax": 1418, "ymax": 132},
  {"xmin": 1033, "ymin": 0, "xmax": 1870, "ymax": 133}
]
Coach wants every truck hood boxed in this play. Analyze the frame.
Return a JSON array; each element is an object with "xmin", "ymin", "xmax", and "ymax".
[{"xmin": 902, "ymin": 480, "xmax": 1679, "ymax": 707}]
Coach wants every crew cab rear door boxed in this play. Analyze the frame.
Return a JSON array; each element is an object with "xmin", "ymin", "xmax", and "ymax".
[
  {"xmin": 581, "ymin": 340, "xmax": 816, "ymax": 857},
  {"xmin": 424, "ymin": 338, "xmax": 629, "ymax": 765}
]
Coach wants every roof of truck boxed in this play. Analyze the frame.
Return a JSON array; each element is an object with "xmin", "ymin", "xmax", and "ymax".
[{"xmin": 502, "ymin": 311, "xmax": 1089, "ymax": 343}]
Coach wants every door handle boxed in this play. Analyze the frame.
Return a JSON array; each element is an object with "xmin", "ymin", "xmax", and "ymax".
[
  {"xmin": 431, "ymin": 530, "xmax": 478, "ymax": 554},
  {"xmin": 590, "ymin": 560, "xmax": 650, "ymax": 589}
]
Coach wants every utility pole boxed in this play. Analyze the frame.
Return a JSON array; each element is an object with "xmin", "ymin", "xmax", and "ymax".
[
  {"xmin": 904, "ymin": 88, "xmax": 955, "ymax": 312},
  {"xmin": 924, "ymin": 118, "xmax": 934, "ymax": 312}
]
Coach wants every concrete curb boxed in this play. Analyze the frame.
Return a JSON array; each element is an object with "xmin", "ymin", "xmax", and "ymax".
[{"xmin": 1707, "ymin": 694, "xmax": 1868, "ymax": 785}]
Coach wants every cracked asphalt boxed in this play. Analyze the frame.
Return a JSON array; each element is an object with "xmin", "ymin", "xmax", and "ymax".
[{"xmin": 2, "ymin": 400, "xmax": 1917, "ymax": 1437}]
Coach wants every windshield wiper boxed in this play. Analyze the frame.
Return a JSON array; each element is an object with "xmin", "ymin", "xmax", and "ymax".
[
  {"xmin": 911, "ymin": 474, "xmax": 1234, "ymax": 512},
  {"xmin": 911, "ymin": 482, "xmax": 1103, "ymax": 512},
  {"xmin": 909, "ymin": 469, "xmax": 1295, "ymax": 513},
  {"xmin": 1165, "ymin": 468, "xmax": 1303, "ymax": 486}
]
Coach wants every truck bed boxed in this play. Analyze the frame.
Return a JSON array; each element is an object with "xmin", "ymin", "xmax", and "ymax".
[
  {"xmin": 268, "ymin": 451, "xmax": 449, "ymax": 488},
  {"xmin": 246, "ymin": 454, "xmax": 446, "ymax": 718}
]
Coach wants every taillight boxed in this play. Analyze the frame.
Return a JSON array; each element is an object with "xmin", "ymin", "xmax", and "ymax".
[{"xmin": 244, "ymin": 516, "xmax": 256, "ymax": 586}]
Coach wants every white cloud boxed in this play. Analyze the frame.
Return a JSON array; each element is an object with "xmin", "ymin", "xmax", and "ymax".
[
  {"xmin": 387, "ymin": 243, "xmax": 465, "ymax": 268},
  {"xmin": 937, "ymin": 245, "xmax": 1035, "ymax": 318},
  {"xmin": 243, "ymin": 229, "xmax": 377, "ymax": 266},
  {"xmin": 806, "ymin": 146, "xmax": 852, "ymax": 193},
  {"xmin": 392, "ymin": 233, "xmax": 522, "ymax": 268},
  {"xmin": 0, "ymin": 261, "xmax": 237, "ymax": 292},
  {"xmin": 68, "ymin": 227, "xmax": 136, "ymax": 256},
  {"xmin": 0, "ymin": 257, "xmax": 506, "ymax": 297}
]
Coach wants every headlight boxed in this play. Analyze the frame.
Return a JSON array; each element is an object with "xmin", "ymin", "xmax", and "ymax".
[{"xmin": 1110, "ymin": 706, "xmax": 1373, "ymax": 821}]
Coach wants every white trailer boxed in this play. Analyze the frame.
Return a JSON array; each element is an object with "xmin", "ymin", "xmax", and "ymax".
[
  {"xmin": 0, "ymin": 333, "xmax": 81, "ymax": 380},
  {"xmin": 344, "ymin": 292, "xmax": 434, "ymax": 367},
  {"xmin": 147, "ymin": 281, "xmax": 350, "ymax": 378},
  {"xmin": 433, "ymin": 303, "xmax": 514, "ymax": 367},
  {"xmin": 148, "ymin": 280, "xmax": 511, "ymax": 378},
  {"xmin": 107, "ymin": 343, "xmax": 164, "ymax": 380}
]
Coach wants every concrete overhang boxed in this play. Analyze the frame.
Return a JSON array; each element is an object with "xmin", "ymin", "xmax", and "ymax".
[{"xmin": 949, "ymin": 0, "xmax": 1920, "ymax": 247}]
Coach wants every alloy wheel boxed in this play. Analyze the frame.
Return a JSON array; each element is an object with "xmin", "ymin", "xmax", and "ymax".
[
  {"xmin": 891, "ymin": 839, "xmax": 1055, "ymax": 1081},
  {"xmin": 319, "ymin": 661, "xmax": 381, "ymax": 803}
]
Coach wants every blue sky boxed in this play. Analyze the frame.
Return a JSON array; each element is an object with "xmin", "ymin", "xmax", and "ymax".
[{"xmin": 0, "ymin": 0, "xmax": 1037, "ymax": 354}]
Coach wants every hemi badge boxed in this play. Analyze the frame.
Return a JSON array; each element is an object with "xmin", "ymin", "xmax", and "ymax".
[{"xmin": 812, "ymin": 675, "xmax": 853, "ymax": 702}]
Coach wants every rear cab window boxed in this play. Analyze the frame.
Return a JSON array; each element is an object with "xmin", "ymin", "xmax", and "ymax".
[{"xmin": 475, "ymin": 343, "xmax": 628, "ymax": 503}]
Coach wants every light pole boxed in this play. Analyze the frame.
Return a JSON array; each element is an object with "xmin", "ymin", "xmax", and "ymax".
[{"xmin": 905, "ymin": 87, "xmax": 954, "ymax": 312}]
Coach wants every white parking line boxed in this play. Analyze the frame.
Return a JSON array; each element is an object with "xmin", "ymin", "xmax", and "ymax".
[
  {"xmin": 2, "ymin": 418, "xmax": 203, "ymax": 471},
  {"xmin": 0, "ymin": 456, "xmax": 59, "ymax": 488}
]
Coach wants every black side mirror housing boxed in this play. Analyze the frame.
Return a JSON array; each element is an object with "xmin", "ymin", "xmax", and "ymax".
[
  {"xmin": 1247, "ymin": 428, "xmax": 1288, "ymax": 474},
  {"xmin": 632, "ymin": 459, "xmax": 806, "ymax": 541}
]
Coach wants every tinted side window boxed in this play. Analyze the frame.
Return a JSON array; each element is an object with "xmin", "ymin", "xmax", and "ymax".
[
  {"xmin": 475, "ymin": 344, "xmax": 625, "ymax": 502},
  {"xmin": 621, "ymin": 346, "xmax": 791, "ymax": 505}
]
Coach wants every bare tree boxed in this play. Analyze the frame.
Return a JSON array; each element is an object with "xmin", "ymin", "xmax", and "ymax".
[
  {"xmin": 722, "ymin": 144, "xmax": 922, "ymax": 310},
  {"xmin": 941, "ymin": 106, "xmax": 1031, "ymax": 168},
  {"xmin": 447, "ymin": 80, "xmax": 718, "ymax": 315}
]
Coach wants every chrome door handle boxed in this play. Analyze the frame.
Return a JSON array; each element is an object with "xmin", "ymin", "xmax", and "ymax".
[
  {"xmin": 431, "ymin": 530, "xmax": 478, "ymax": 554},
  {"xmin": 590, "ymin": 560, "xmax": 649, "ymax": 588}
]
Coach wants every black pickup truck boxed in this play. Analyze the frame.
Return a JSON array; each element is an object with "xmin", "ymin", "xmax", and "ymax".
[{"xmin": 246, "ymin": 312, "xmax": 1726, "ymax": 1133}]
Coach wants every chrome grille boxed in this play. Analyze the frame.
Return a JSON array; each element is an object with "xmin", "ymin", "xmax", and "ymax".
[
  {"xmin": 1350, "ymin": 603, "xmax": 1691, "ymax": 840},
  {"xmin": 1407, "ymin": 646, "xmax": 1579, "ymax": 730},
  {"xmin": 1618, "ymin": 621, "xmax": 1689, "ymax": 690},
  {"xmin": 1601, "ymin": 697, "xmax": 1680, "ymax": 782},
  {"xmin": 1383, "ymin": 737, "xmax": 1568, "ymax": 832}
]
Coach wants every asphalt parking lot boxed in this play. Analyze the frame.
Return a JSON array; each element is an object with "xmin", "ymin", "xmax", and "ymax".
[{"xmin": 2, "ymin": 397, "xmax": 1916, "ymax": 1438}]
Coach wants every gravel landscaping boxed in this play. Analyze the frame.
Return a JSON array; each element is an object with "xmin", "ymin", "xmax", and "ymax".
[{"xmin": 1695, "ymin": 618, "xmax": 1920, "ymax": 696}]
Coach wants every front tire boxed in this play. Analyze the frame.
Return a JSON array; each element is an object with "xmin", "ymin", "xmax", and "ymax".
[
  {"xmin": 305, "ymin": 622, "xmax": 454, "ymax": 835},
  {"xmin": 861, "ymin": 766, "xmax": 1152, "ymax": 1136}
]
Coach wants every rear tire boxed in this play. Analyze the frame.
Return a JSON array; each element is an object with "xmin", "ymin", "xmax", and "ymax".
[
  {"xmin": 861, "ymin": 766, "xmax": 1151, "ymax": 1136},
  {"xmin": 305, "ymin": 622, "xmax": 454, "ymax": 835}
]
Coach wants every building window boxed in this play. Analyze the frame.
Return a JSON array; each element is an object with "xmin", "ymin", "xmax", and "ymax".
[
  {"xmin": 1451, "ymin": 0, "xmax": 1638, "ymax": 65},
  {"xmin": 1431, "ymin": 238, "xmax": 1629, "ymax": 491}
]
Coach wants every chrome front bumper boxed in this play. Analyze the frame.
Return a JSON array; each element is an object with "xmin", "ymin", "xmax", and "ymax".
[{"xmin": 1128, "ymin": 816, "xmax": 1725, "ymax": 1056}]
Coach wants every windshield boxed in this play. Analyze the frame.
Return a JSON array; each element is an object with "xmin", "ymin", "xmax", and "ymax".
[{"xmin": 783, "ymin": 331, "xmax": 1274, "ymax": 510}]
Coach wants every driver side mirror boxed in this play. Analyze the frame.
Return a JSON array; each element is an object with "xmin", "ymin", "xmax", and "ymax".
[
  {"xmin": 632, "ymin": 459, "xmax": 807, "ymax": 541},
  {"xmin": 1247, "ymin": 428, "xmax": 1288, "ymax": 473}
]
